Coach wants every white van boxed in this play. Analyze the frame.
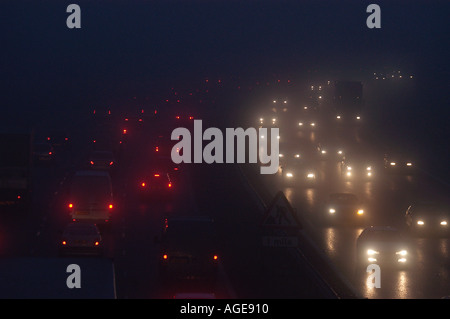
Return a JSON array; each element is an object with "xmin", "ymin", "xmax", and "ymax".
[{"xmin": 68, "ymin": 170, "xmax": 114, "ymax": 224}]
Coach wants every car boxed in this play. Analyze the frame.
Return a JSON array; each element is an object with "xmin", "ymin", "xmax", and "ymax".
[
  {"xmin": 157, "ymin": 216, "xmax": 219, "ymax": 283},
  {"xmin": 88, "ymin": 150, "xmax": 117, "ymax": 170},
  {"xmin": 68, "ymin": 170, "xmax": 114, "ymax": 224},
  {"xmin": 356, "ymin": 226, "xmax": 411, "ymax": 268},
  {"xmin": 321, "ymin": 193, "xmax": 366, "ymax": 225},
  {"xmin": 32, "ymin": 142, "xmax": 54, "ymax": 163},
  {"xmin": 340, "ymin": 157, "xmax": 374, "ymax": 180},
  {"xmin": 383, "ymin": 154, "xmax": 416, "ymax": 174},
  {"xmin": 279, "ymin": 157, "xmax": 317, "ymax": 186},
  {"xmin": 297, "ymin": 118, "xmax": 318, "ymax": 130},
  {"xmin": 59, "ymin": 222, "xmax": 103, "ymax": 256},
  {"xmin": 46, "ymin": 130, "xmax": 70, "ymax": 148},
  {"xmin": 405, "ymin": 202, "xmax": 450, "ymax": 236},
  {"xmin": 139, "ymin": 171, "xmax": 173, "ymax": 200},
  {"xmin": 316, "ymin": 143, "xmax": 345, "ymax": 161}
]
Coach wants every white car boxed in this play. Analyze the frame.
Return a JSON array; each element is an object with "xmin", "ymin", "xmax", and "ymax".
[{"xmin": 356, "ymin": 226, "xmax": 411, "ymax": 268}]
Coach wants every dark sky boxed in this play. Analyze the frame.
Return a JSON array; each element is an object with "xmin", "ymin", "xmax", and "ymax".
[{"xmin": 1, "ymin": 0, "xmax": 449, "ymax": 121}]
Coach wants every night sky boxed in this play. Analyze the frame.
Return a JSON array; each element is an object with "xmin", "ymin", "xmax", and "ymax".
[{"xmin": 1, "ymin": 0, "xmax": 449, "ymax": 126}]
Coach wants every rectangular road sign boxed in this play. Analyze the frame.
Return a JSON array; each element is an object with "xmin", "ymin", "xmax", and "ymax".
[{"xmin": 262, "ymin": 236, "xmax": 299, "ymax": 248}]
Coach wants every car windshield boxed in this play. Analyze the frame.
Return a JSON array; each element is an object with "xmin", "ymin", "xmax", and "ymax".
[
  {"xmin": 164, "ymin": 220, "xmax": 215, "ymax": 247},
  {"xmin": 415, "ymin": 204, "xmax": 450, "ymax": 216},
  {"xmin": 65, "ymin": 225, "xmax": 97, "ymax": 236},
  {"xmin": 330, "ymin": 193, "xmax": 357, "ymax": 204}
]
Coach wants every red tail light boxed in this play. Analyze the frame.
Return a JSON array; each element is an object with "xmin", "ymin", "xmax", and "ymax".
[
  {"xmin": 68, "ymin": 203, "xmax": 73, "ymax": 209},
  {"xmin": 47, "ymin": 137, "xmax": 51, "ymax": 141},
  {"xmin": 213, "ymin": 255, "xmax": 218, "ymax": 261},
  {"xmin": 108, "ymin": 204, "xmax": 113, "ymax": 209},
  {"xmin": 155, "ymin": 146, "xmax": 159, "ymax": 152},
  {"xmin": 90, "ymin": 161, "xmax": 94, "ymax": 165},
  {"xmin": 62, "ymin": 241, "xmax": 67, "ymax": 246},
  {"xmin": 94, "ymin": 241, "xmax": 100, "ymax": 246},
  {"xmin": 175, "ymin": 116, "xmax": 180, "ymax": 119},
  {"xmin": 154, "ymin": 174, "xmax": 160, "ymax": 177},
  {"xmin": 141, "ymin": 182, "xmax": 146, "ymax": 187},
  {"xmin": 48, "ymin": 152, "xmax": 52, "ymax": 155},
  {"xmin": 163, "ymin": 254, "xmax": 168, "ymax": 260},
  {"xmin": 109, "ymin": 161, "xmax": 114, "ymax": 166},
  {"xmin": 123, "ymin": 129, "xmax": 127, "ymax": 134},
  {"xmin": 168, "ymin": 182, "xmax": 172, "ymax": 188},
  {"xmin": 189, "ymin": 116, "xmax": 194, "ymax": 120}
]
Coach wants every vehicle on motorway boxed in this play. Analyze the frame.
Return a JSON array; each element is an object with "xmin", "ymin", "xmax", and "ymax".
[
  {"xmin": 88, "ymin": 150, "xmax": 117, "ymax": 170},
  {"xmin": 279, "ymin": 157, "xmax": 317, "ymax": 186},
  {"xmin": 356, "ymin": 226, "xmax": 411, "ymax": 268},
  {"xmin": 46, "ymin": 130, "xmax": 70, "ymax": 149},
  {"xmin": 321, "ymin": 192, "xmax": 366, "ymax": 226},
  {"xmin": 157, "ymin": 216, "xmax": 219, "ymax": 283},
  {"xmin": 383, "ymin": 154, "xmax": 416, "ymax": 174},
  {"xmin": 332, "ymin": 80, "xmax": 364, "ymax": 123},
  {"xmin": 32, "ymin": 142, "xmax": 54, "ymax": 163},
  {"xmin": 139, "ymin": 171, "xmax": 173, "ymax": 200},
  {"xmin": 68, "ymin": 170, "xmax": 114, "ymax": 224},
  {"xmin": 340, "ymin": 157, "xmax": 374, "ymax": 180},
  {"xmin": 59, "ymin": 222, "xmax": 103, "ymax": 256},
  {"xmin": 0, "ymin": 131, "xmax": 32, "ymax": 210},
  {"xmin": 405, "ymin": 202, "xmax": 450, "ymax": 236},
  {"xmin": 297, "ymin": 117, "xmax": 318, "ymax": 131},
  {"xmin": 316, "ymin": 143, "xmax": 345, "ymax": 161}
]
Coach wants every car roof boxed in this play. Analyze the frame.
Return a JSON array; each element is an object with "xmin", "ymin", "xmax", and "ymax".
[{"xmin": 74, "ymin": 170, "xmax": 111, "ymax": 178}]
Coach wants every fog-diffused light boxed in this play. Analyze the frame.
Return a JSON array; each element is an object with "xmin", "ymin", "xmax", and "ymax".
[
  {"xmin": 357, "ymin": 210, "xmax": 364, "ymax": 215},
  {"xmin": 417, "ymin": 220, "xmax": 424, "ymax": 225},
  {"xmin": 286, "ymin": 173, "xmax": 293, "ymax": 178},
  {"xmin": 367, "ymin": 249, "xmax": 379, "ymax": 255},
  {"xmin": 441, "ymin": 221, "xmax": 447, "ymax": 226},
  {"xmin": 307, "ymin": 173, "xmax": 315, "ymax": 179},
  {"xmin": 407, "ymin": 162, "xmax": 412, "ymax": 166},
  {"xmin": 398, "ymin": 258, "xmax": 407, "ymax": 263},
  {"xmin": 396, "ymin": 250, "xmax": 407, "ymax": 256},
  {"xmin": 329, "ymin": 208, "xmax": 336, "ymax": 214},
  {"xmin": 346, "ymin": 172, "xmax": 352, "ymax": 177},
  {"xmin": 390, "ymin": 162, "xmax": 396, "ymax": 166}
]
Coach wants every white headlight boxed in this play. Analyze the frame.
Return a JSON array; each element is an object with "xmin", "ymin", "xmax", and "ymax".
[
  {"xmin": 396, "ymin": 250, "xmax": 407, "ymax": 256},
  {"xmin": 307, "ymin": 173, "xmax": 315, "ymax": 179},
  {"xmin": 329, "ymin": 208, "xmax": 336, "ymax": 214},
  {"xmin": 390, "ymin": 162, "xmax": 396, "ymax": 166},
  {"xmin": 367, "ymin": 249, "xmax": 379, "ymax": 255},
  {"xmin": 286, "ymin": 173, "xmax": 293, "ymax": 178},
  {"xmin": 417, "ymin": 220, "xmax": 424, "ymax": 225},
  {"xmin": 441, "ymin": 221, "xmax": 448, "ymax": 226},
  {"xmin": 357, "ymin": 209, "xmax": 364, "ymax": 215}
]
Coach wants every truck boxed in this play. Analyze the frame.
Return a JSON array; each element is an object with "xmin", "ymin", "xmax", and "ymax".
[
  {"xmin": 0, "ymin": 131, "xmax": 33, "ymax": 211},
  {"xmin": 332, "ymin": 80, "xmax": 364, "ymax": 122}
]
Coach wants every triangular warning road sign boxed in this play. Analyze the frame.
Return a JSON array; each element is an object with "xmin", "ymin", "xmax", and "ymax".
[{"xmin": 260, "ymin": 191, "xmax": 302, "ymax": 230}]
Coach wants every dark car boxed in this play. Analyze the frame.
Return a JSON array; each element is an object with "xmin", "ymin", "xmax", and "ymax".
[
  {"xmin": 383, "ymin": 154, "xmax": 416, "ymax": 174},
  {"xmin": 157, "ymin": 216, "xmax": 219, "ymax": 283},
  {"xmin": 59, "ymin": 222, "xmax": 103, "ymax": 256},
  {"xmin": 88, "ymin": 150, "xmax": 117, "ymax": 170},
  {"xmin": 139, "ymin": 171, "xmax": 173, "ymax": 200},
  {"xmin": 33, "ymin": 142, "xmax": 54, "ymax": 163},
  {"xmin": 321, "ymin": 193, "xmax": 366, "ymax": 226},
  {"xmin": 340, "ymin": 157, "xmax": 374, "ymax": 180},
  {"xmin": 356, "ymin": 226, "xmax": 411, "ymax": 268},
  {"xmin": 405, "ymin": 202, "xmax": 450, "ymax": 236}
]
